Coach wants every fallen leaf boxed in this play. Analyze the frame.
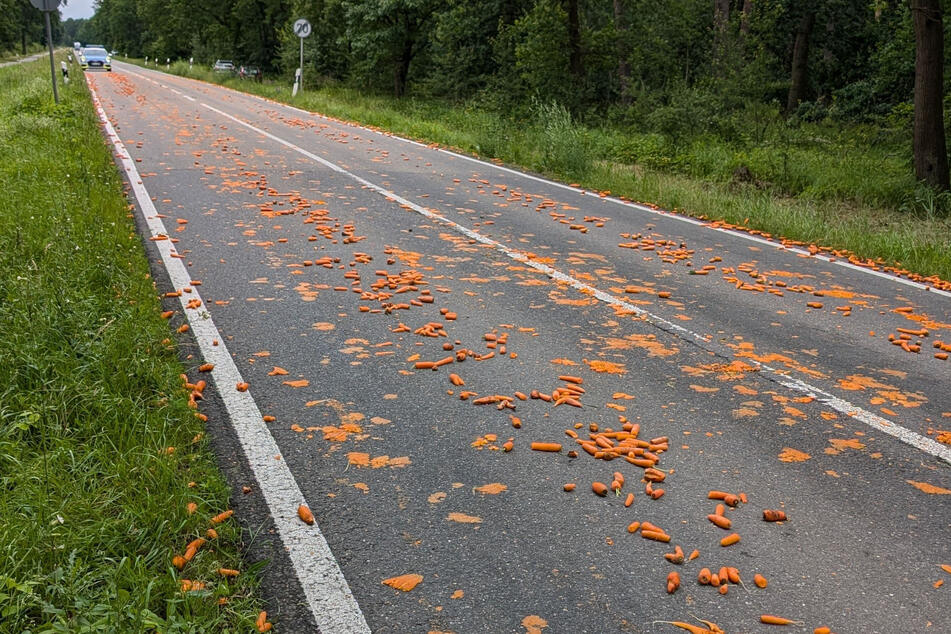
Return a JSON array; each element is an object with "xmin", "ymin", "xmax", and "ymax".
[
  {"xmin": 522, "ymin": 615, "xmax": 548, "ymax": 634},
  {"xmin": 907, "ymin": 480, "xmax": 951, "ymax": 495},
  {"xmin": 778, "ymin": 447, "xmax": 811, "ymax": 463},
  {"xmin": 474, "ymin": 483, "xmax": 507, "ymax": 495},
  {"xmin": 283, "ymin": 380, "xmax": 309, "ymax": 388},
  {"xmin": 382, "ymin": 573, "xmax": 423, "ymax": 592}
]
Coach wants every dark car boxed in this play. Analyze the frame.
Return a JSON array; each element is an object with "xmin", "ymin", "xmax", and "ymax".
[
  {"xmin": 81, "ymin": 47, "xmax": 111, "ymax": 72},
  {"xmin": 213, "ymin": 60, "xmax": 236, "ymax": 74},
  {"xmin": 239, "ymin": 65, "xmax": 262, "ymax": 81}
]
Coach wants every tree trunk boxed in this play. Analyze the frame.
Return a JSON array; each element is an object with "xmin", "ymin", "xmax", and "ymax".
[
  {"xmin": 614, "ymin": 0, "xmax": 630, "ymax": 104},
  {"xmin": 912, "ymin": 0, "xmax": 949, "ymax": 189},
  {"xmin": 739, "ymin": 0, "xmax": 753, "ymax": 38},
  {"xmin": 786, "ymin": 9, "xmax": 816, "ymax": 115},
  {"xmin": 714, "ymin": 0, "xmax": 731, "ymax": 33},
  {"xmin": 712, "ymin": 0, "xmax": 731, "ymax": 73},
  {"xmin": 565, "ymin": 0, "xmax": 582, "ymax": 78}
]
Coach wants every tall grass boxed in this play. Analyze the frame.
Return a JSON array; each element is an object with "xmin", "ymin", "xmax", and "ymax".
[
  {"xmin": 152, "ymin": 62, "xmax": 951, "ymax": 283},
  {"xmin": 0, "ymin": 59, "xmax": 262, "ymax": 632}
]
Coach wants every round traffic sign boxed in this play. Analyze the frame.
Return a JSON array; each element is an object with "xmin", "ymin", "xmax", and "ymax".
[
  {"xmin": 30, "ymin": 0, "xmax": 61, "ymax": 10},
  {"xmin": 294, "ymin": 18, "xmax": 312, "ymax": 38}
]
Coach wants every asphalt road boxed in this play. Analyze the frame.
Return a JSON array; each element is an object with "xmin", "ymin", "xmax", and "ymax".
[{"xmin": 88, "ymin": 62, "xmax": 951, "ymax": 634}]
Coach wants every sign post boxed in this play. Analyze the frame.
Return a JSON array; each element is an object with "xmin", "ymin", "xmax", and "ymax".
[
  {"xmin": 30, "ymin": 0, "xmax": 61, "ymax": 104},
  {"xmin": 293, "ymin": 18, "xmax": 311, "ymax": 94}
]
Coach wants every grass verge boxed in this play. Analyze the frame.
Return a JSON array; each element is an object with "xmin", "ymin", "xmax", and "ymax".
[
  {"xmin": 0, "ymin": 58, "xmax": 263, "ymax": 632},
  {"xmin": 154, "ymin": 60, "xmax": 951, "ymax": 286}
]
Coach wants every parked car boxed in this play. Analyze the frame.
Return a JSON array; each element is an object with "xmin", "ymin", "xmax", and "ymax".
[
  {"xmin": 238, "ymin": 65, "xmax": 262, "ymax": 81},
  {"xmin": 213, "ymin": 60, "xmax": 236, "ymax": 74},
  {"xmin": 80, "ymin": 47, "xmax": 111, "ymax": 72}
]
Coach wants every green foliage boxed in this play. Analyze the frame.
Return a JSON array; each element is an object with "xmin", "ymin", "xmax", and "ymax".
[{"xmin": 0, "ymin": 58, "xmax": 262, "ymax": 633}]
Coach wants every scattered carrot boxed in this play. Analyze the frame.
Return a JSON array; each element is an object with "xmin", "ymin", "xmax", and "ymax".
[
  {"xmin": 172, "ymin": 555, "xmax": 186, "ymax": 570},
  {"xmin": 210, "ymin": 509, "xmax": 233, "ymax": 524},
  {"xmin": 760, "ymin": 615, "xmax": 802, "ymax": 625},
  {"xmin": 667, "ymin": 571, "xmax": 681, "ymax": 593},
  {"xmin": 218, "ymin": 568, "xmax": 240, "ymax": 577},
  {"xmin": 627, "ymin": 521, "xmax": 641, "ymax": 533},
  {"xmin": 707, "ymin": 514, "xmax": 731, "ymax": 530},
  {"xmin": 558, "ymin": 375, "xmax": 583, "ymax": 384},
  {"xmin": 641, "ymin": 530, "xmax": 671, "ymax": 542},
  {"xmin": 813, "ymin": 628, "xmax": 831, "ymax": 634},
  {"xmin": 448, "ymin": 373, "xmax": 464, "ymax": 386},
  {"xmin": 531, "ymin": 442, "xmax": 563, "ymax": 452},
  {"xmin": 727, "ymin": 567, "xmax": 740, "ymax": 584},
  {"xmin": 651, "ymin": 621, "xmax": 715, "ymax": 634},
  {"xmin": 298, "ymin": 504, "xmax": 315, "ymax": 525},
  {"xmin": 698, "ymin": 568, "xmax": 712, "ymax": 585},
  {"xmin": 720, "ymin": 533, "xmax": 740, "ymax": 547},
  {"xmin": 688, "ymin": 549, "xmax": 700, "ymax": 561},
  {"xmin": 502, "ymin": 439, "xmax": 514, "ymax": 452},
  {"xmin": 664, "ymin": 545, "xmax": 684, "ymax": 564},
  {"xmin": 718, "ymin": 584, "xmax": 728, "ymax": 595},
  {"xmin": 256, "ymin": 611, "xmax": 271, "ymax": 632},
  {"xmin": 624, "ymin": 492, "xmax": 635, "ymax": 507},
  {"xmin": 198, "ymin": 363, "xmax": 214, "ymax": 372},
  {"xmin": 753, "ymin": 573, "xmax": 768, "ymax": 588},
  {"xmin": 592, "ymin": 482, "xmax": 608, "ymax": 496},
  {"xmin": 763, "ymin": 509, "xmax": 787, "ymax": 522},
  {"xmin": 236, "ymin": 382, "xmax": 249, "ymax": 392},
  {"xmin": 563, "ymin": 483, "xmax": 576, "ymax": 492}
]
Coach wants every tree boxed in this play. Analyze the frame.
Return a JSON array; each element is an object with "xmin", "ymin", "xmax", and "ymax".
[
  {"xmin": 910, "ymin": 0, "xmax": 948, "ymax": 189},
  {"xmin": 786, "ymin": 6, "xmax": 816, "ymax": 114},
  {"xmin": 344, "ymin": 0, "xmax": 438, "ymax": 97}
]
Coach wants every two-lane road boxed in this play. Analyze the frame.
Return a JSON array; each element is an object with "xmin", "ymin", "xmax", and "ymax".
[{"xmin": 89, "ymin": 61, "xmax": 950, "ymax": 633}]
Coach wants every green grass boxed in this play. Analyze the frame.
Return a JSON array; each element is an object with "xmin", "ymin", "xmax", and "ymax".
[
  {"xmin": 153, "ymin": 60, "xmax": 951, "ymax": 285},
  {"xmin": 0, "ymin": 58, "xmax": 263, "ymax": 632}
]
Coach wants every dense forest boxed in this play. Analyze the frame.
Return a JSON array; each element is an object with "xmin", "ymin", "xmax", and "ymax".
[{"xmin": 4, "ymin": 1, "xmax": 951, "ymax": 193}]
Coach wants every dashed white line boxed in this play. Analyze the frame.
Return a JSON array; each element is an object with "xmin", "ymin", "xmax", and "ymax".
[
  {"xmin": 87, "ymin": 75, "xmax": 371, "ymax": 633},
  {"xmin": 198, "ymin": 100, "xmax": 951, "ymax": 466}
]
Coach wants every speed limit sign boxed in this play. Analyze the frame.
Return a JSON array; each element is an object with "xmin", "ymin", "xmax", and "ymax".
[{"xmin": 294, "ymin": 19, "xmax": 312, "ymax": 38}]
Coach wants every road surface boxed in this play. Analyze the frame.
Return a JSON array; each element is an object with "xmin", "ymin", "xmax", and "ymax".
[{"xmin": 88, "ymin": 62, "xmax": 951, "ymax": 634}]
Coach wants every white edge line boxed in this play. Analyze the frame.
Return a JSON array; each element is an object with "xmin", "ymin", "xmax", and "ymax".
[
  {"xmin": 87, "ymin": 76, "xmax": 371, "ymax": 633},
  {"xmin": 199, "ymin": 101, "xmax": 951, "ymax": 467}
]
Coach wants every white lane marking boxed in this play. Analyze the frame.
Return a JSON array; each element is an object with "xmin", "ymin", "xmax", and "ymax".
[
  {"xmin": 198, "ymin": 101, "xmax": 951, "ymax": 466},
  {"xmin": 87, "ymin": 76, "xmax": 371, "ymax": 634}
]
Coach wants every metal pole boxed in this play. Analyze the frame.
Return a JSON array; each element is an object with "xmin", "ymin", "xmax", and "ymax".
[
  {"xmin": 44, "ymin": 11, "xmax": 58, "ymax": 104},
  {"xmin": 299, "ymin": 36, "xmax": 304, "ymax": 93}
]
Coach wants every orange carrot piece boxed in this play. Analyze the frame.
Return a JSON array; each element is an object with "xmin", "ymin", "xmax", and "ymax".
[
  {"xmin": 592, "ymin": 482, "xmax": 608, "ymax": 496},
  {"xmin": 698, "ymin": 568, "xmax": 712, "ymax": 585},
  {"xmin": 667, "ymin": 571, "xmax": 681, "ymax": 593},
  {"xmin": 298, "ymin": 504, "xmax": 315, "ymax": 525},
  {"xmin": 753, "ymin": 573, "xmax": 768, "ymax": 588},
  {"xmin": 760, "ymin": 615, "xmax": 801, "ymax": 625},
  {"xmin": 641, "ymin": 530, "xmax": 671, "ymax": 542},
  {"xmin": 530, "ymin": 442, "xmax": 562, "ymax": 452},
  {"xmin": 624, "ymin": 493, "xmax": 635, "ymax": 507},
  {"xmin": 558, "ymin": 375, "xmax": 583, "ymax": 384},
  {"xmin": 198, "ymin": 363, "xmax": 214, "ymax": 372},
  {"xmin": 720, "ymin": 533, "xmax": 740, "ymax": 547},
  {"xmin": 688, "ymin": 549, "xmax": 700, "ymax": 561},
  {"xmin": 210, "ymin": 509, "xmax": 233, "ymax": 524},
  {"xmin": 707, "ymin": 514, "xmax": 732, "ymax": 530},
  {"xmin": 763, "ymin": 509, "xmax": 787, "ymax": 522},
  {"xmin": 563, "ymin": 483, "xmax": 576, "ymax": 492},
  {"xmin": 448, "ymin": 373, "xmax": 464, "ymax": 386},
  {"xmin": 218, "ymin": 568, "xmax": 240, "ymax": 577},
  {"xmin": 626, "ymin": 521, "xmax": 641, "ymax": 533}
]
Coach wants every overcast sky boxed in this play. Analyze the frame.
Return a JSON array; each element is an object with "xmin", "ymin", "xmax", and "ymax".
[{"xmin": 60, "ymin": 0, "xmax": 96, "ymax": 20}]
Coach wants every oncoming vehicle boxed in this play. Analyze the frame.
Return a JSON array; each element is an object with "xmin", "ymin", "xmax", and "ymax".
[
  {"xmin": 80, "ymin": 47, "xmax": 111, "ymax": 72},
  {"xmin": 213, "ymin": 60, "xmax": 236, "ymax": 74},
  {"xmin": 73, "ymin": 41, "xmax": 81, "ymax": 52}
]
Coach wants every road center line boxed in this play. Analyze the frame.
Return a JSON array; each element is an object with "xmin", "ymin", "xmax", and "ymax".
[
  {"xmin": 88, "ymin": 76, "xmax": 371, "ymax": 634},
  {"xmin": 122, "ymin": 63, "xmax": 951, "ymax": 298},
  {"xmin": 199, "ymin": 100, "xmax": 951, "ymax": 466}
]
